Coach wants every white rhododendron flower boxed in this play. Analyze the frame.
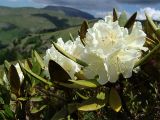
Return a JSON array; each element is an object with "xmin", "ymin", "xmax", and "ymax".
[
  {"xmin": 43, "ymin": 15, "xmax": 147, "ymax": 85},
  {"xmin": 81, "ymin": 52, "xmax": 108, "ymax": 84},
  {"xmin": 80, "ymin": 15, "xmax": 147, "ymax": 84},
  {"xmin": 43, "ymin": 38, "xmax": 84, "ymax": 79}
]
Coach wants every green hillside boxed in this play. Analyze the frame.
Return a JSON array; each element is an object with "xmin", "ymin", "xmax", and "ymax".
[
  {"xmin": 0, "ymin": 6, "xmax": 94, "ymax": 43},
  {"xmin": 0, "ymin": 6, "xmax": 95, "ymax": 64}
]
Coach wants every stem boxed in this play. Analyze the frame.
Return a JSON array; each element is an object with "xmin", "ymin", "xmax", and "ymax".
[
  {"xmin": 20, "ymin": 101, "xmax": 27, "ymax": 120},
  {"xmin": 135, "ymin": 42, "xmax": 160, "ymax": 68},
  {"xmin": 52, "ymin": 42, "xmax": 88, "ymax": 67},
  {"xmin": 36, "ymin": 86, "xmax": 67, "ymax": 102}
]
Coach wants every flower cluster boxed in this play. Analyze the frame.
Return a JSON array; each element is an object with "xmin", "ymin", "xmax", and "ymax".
[
  {"xmin": 43, "ymin": 15, "xmax": 147, "ymax": 85},
  {"xmin": 43, "ymin": 38, "xmax": 84, "ymax": 79}
]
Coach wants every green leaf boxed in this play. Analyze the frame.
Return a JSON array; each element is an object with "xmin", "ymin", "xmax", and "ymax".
[
  {"xmin": 113, "ymin": 8, "xmax": 118, "ymax": 21},
  {"xmin": 52, "ymin": 42, "xmax": 88, "ymax": 67},
  {"xmin": 78, "ymin": 98, "xmax": 105, "ymax": 111},
  {"xmin": 49, "ymin": 60, "xmax": 71, "ymax": 83},
  {"xmin": 58, "ymin": 79, "xmax": 100, "ymax": 89},
  {"xmin": 4, "ymin": 105, "xmax": 14, "ymax": 119},
  {"xmin": 26, "ymin": 59, "xmax": 32, "ymax": 69},
  {"xmin": 124, "ymin": 12, "xmax": 137, "ymax": 29},
  {"xmin": 23, "ymin": 60, "xmax": 31, "ymax": 70},
  {"xmin": 32, "ymin": 60, "xmax": 41, "ymax": 76},
  {"xmin": 11, "ymin": 93, "xmax": 17, "ymax": 101},
  {"xmin": 155, "ymin": 28, "xmax": 160, "ymax": 40},
  {"xmin": 23, "ymin": 67, "xmax": 53, "ymax": 86},
  {"xmin": 69, "ymin": 79, "xmax": 100, "ymax": 88},
  {"xmin": 145, "ymin": 13, "xmax": 157, "ymax": 32},
  {"xmin": 51, "ymin": 108, "xmax": 67, "ymax": 120},
  {"xmin": 0, "ymin": 85, "xmax": 11, "ymax": 104},
  {"xmin": 0, "ymin": 97, "xmax": 4, "ymax": 104},
  {"xmin": 156, "ymin": 28, "xmax": 160, "ymax": 35},
  {"xmin": 96, "ymin": 92, "xmax": 105, "ymax": 100},
  {"xmin": 75, "ymin": 70, "xmax": 86, "ymax": 80},
  {"xmin": 4, "ymin": 60, "xmax": 11, "ymax": 71},
  {"xmin": 9, "ymin": 65, "xmax": 20, "ymax": 96},
  {"xmin": 31, "ymin": 50, "xmax": 41, "ymax": 76},
  {"xmin": 76, "ymin": 92, "xmax": 89, "ymax": 100},
  {"xmin": 145, "ymin": 13, "xmax": 160, "ymax": 41},
  {"xmin": 109, "ymin": 88, "xmax": 122, "ymax": 112},
  {"xmin": 18, "ymin": 61, "xmax": 32, "ymax": 86},
  {"xmin": 51, "ymin": 103, "xmax": 78, "ymax": 120},
  {"xmin": 30, "ymin": 96, "xmax": 45, "ymax": 102},
  {"xmin": 30, "ymin": 105, "xmax": 47, "ymax": 114},
  {"xmin": 78, "ymin": 103, "xmax": 104, "ymax": 111},
  {"xmin": 118, "ymin": 11, "xmax": 128, "ymax": 27},
  {"xmin": 17, "ymin": 97, "xmax": 28, "ymax": 101},
  {"xmin": 0, "ymin": 111, "xmax": 6, "ymax": 120},
  {"xmin": 18, "ymin": 61, "xmax": 25, "ymax": 73},
  {"xmin": 58, "ymin": 82, "xmax": 85, "ymax": 89},
  {"xmin": 78, "ymin": 21, "xmax": 89, "ymax": 46},
  {"xmin": 34, "ymin": 51, "xmax": 45, "ymax": 69}
]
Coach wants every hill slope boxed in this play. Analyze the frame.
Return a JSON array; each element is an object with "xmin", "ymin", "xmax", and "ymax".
[
  {"xmin": 0, "ymin": 6, "xmax": 94, "ymax": 43},
  {"xmin": 43, "ymin": 6, "xmax": 94, "ymax": 19}
]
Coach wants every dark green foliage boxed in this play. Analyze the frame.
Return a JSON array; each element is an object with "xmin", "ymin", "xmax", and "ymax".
[
  {"xmin": 78, "ymin": 21, "xmax": 89, "ymax": 46},
  {"xmin": 8, "ymin": 65, "xmax": 20, "ymax": 96},
  {"xmin": 113, "ymin": 8, "xmax": 118, "ymax": 22},
  {"xmin": 49, "ymin": 60, "xmax": 71, "ymax": 83},
  {"xmin": 124, "ymin": 12, "xmax": 137, "ymax": 29}
]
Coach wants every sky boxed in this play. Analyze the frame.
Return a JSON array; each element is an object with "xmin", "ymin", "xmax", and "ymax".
[{"xmin": 1, "ymin": 0, "xmax": 160, "ymax": 18}]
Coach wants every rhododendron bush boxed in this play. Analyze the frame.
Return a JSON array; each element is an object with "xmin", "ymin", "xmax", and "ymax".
[{"xmin": 0, "ymin": 9, "xmax": 160, "ymax": 119}]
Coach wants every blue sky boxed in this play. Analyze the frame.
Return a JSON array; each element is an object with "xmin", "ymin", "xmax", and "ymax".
[{"xmin": 1, "ymin": 0, "xmax": 160, "ymax": 17}]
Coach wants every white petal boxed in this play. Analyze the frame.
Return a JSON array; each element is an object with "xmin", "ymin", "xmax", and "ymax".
[{"xmin": 82, "ymin": 53, "xmax": 108, "ymax": 85}]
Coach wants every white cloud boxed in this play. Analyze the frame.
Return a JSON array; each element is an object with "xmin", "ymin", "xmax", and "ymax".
[
  {"xmin": 137, "ymin": 7, "xmax": 160, "ymax": 20},
  {"xmin": 104, "ymin": 7, "xmax": 160, "ymax": 21}
]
